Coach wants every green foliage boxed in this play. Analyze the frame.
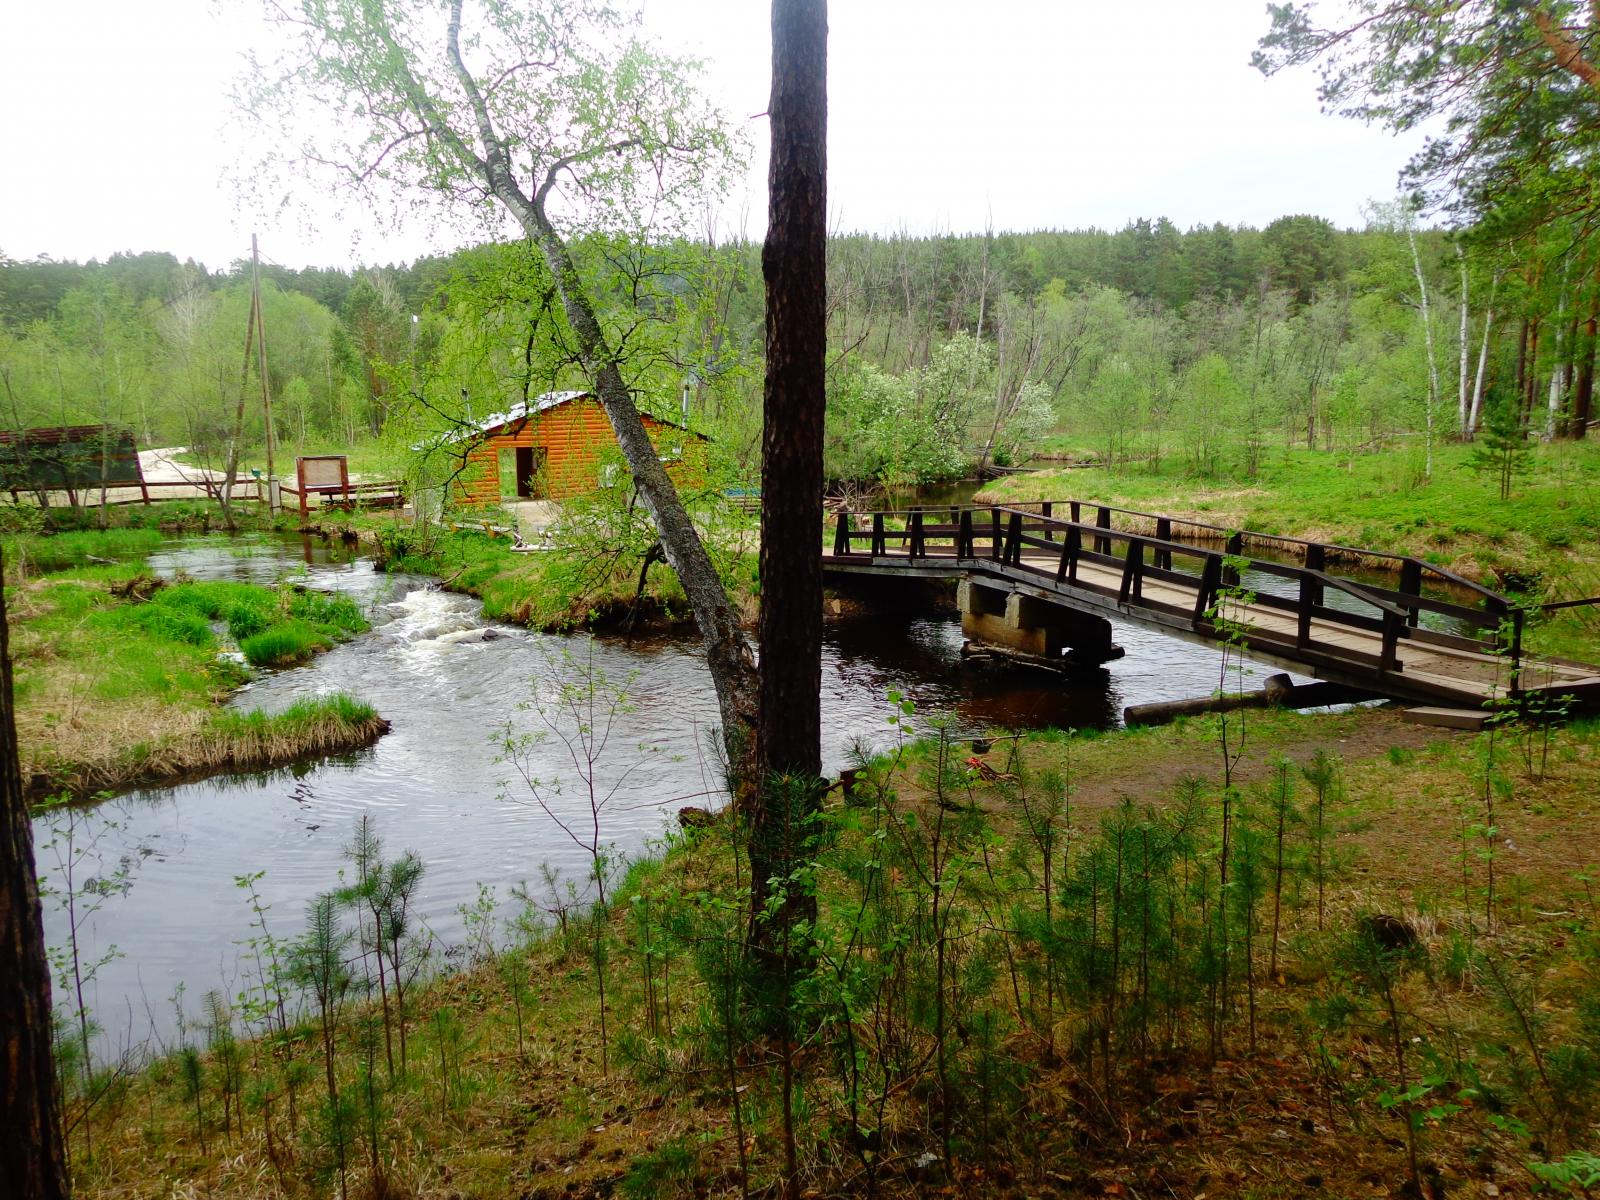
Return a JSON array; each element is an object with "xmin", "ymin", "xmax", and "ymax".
[{"xmin": 1472, "ymin": 394, "xmax": 1534, "ymax": 500}]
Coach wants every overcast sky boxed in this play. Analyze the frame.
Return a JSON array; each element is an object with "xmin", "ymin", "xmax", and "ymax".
[{"xmin": 0, "ymin": 0, "xmax": 1424, "ymax": 272}]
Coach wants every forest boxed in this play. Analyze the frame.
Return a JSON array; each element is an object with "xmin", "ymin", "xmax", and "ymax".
[{"xmin": 3, "ymin": 203, "xmax": 1593, "ymax": 498}]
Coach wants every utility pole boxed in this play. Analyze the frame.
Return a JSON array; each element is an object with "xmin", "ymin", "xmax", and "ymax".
[{"xmin": 251, "ymin": 235, "xmax": 276, "ymax": 489}]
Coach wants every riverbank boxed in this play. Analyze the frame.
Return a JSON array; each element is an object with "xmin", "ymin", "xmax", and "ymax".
[
  {"xmin": 361, "ymin": 509, "xmax": 759, "ymax": 634},
  {"xmin": 60, "ymin": 705, "xmax": 1600, "ymax": 1199},
  {"xmin": 3, "ymin": 529, "xmax": 386, "ymax": 799}
]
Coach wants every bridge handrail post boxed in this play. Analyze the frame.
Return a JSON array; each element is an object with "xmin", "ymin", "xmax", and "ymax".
[
  {"xmin": 1508, "ymin": 608, "xmax": 1525, "ymax": 699},
  {"xmin": 910, "ymin": 509, "xmax": 925, "ymax": 559},
  {"xmin": 1041, "ymin": 500, "xmax": 1054, "ymax": 542},
  {"xmin": 990, "ymin": 509, "xmax": 1003, "ymax": 561},
  {"xmin": 1119, "ymin": 538, "xmax": 1144, "ymax": 604},
  {"xmin": 1380, "ymin": 609, "xmax": 1402, "ymax": 673},
  {"xmin": 958, "ymin": 510, "xmax": 974, "ymax": 558},
  {"xmin": 1223, "ymin": 532, "xmax": 1243, "ymax": 588},
  {"xmin": 1399, "ymin": 558, "xmax": 1423, "ymax": 628},
  {"xmin": 1095, "ymin": 505, "xmax": 1112, "ymax": 555},
  {"xmin": 1194, "ymin": 553, "xmax": 1222, "ymax": 628},
  {"xmin": 1305, "ymin": 543, "xmax": 1326, "ymax": 609},
  {"xmin": 1297, "ymin": 573, "xmax": 1315, "ymax": 648},
  {"xmin": 1070, "ymin": 500, "xmax": 1082, "ymax": 526},
  {"xmin": 1155, "ymin": 518, "xmax": 1172, "ymax": 570},
  {"xmin": 833, "ymin": 511, "xmax": 851, "ymax": 556},
  {"xmin": 1061, "ymin": 524, "xmax": 1082, "ymax": 583},
  {"xmin": 1005, "ymin": 512, "xmax": 1023, "ymax": 565},
  {"xmin": 872, "ymin": 512, "xmax": 885, "ymax": 557}
]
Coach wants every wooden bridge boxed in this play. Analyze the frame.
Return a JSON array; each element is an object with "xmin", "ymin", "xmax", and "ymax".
[{"xmin": 821, "ymin": 501, "xmax": 1600, "ymax": 711}]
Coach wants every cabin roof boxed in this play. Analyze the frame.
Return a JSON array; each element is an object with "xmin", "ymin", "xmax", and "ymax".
[
  {"xmin": 418, "ymin": 390, "xmax": 703, "ymax": 453},
  {"xmin": 470, "ymin": 390, "xmax": 590, "ymax": 438}
]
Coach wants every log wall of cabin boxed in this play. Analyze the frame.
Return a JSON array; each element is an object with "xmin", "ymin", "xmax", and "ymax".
[{"xmin": 453, "ymin": 398, "xmax": 705, "ymax": 505}]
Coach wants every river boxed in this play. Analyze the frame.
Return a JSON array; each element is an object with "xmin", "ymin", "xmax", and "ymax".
[{"xmin": 34, "ymin": 533, "xmax": 1314, "ymax": 1058}]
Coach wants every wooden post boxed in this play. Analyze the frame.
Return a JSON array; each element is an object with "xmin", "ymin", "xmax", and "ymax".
[
  {"xmin": 958, "ymin": 509, "xmax": 974, "ymax": 558},
  {"xmin": 1223, "ymin": 532, "xmax": 1243, "ymax": 588},
  {"xmin": 1195, "ymin": 553, "xmax": 1222, "ymax": 627},
  {"xmin": 1005, "ymin": 512, "xmax": 1023, "ymax": 565},
  {"xmin": 910, "ymin": 509, "xmax": 925, "ymax": 558},
  {"xmin": 1509, "ymin": 609, "xmax": 1525, "ymax": 698},
  {"xmin": 1119, "ymin": 538, "xmax": 1144, "ymax": 604},
  {"xmin": 1095, "ymin": 505, "xmax": 1112, "ymax": 555},
  {"xmin": 1399, "ymin": 558, "xmax": 1423, "ymax": 628},
  {"xmin": 1380, "ymin": 609, "xmax": 1402, "ymax": 673},
  {"xmin": 871, "ymin": 511, "xmax": 885, "ymax": 557},
  {"xmin": 1305, "ymin": 543, "xmax": 1326, "ymax": 610},
  {"xmin": 832, "ymin": 511, "xmax": 850, "ymax": 555},
  {"xmin": 1155, "ymin": 517, "xmax": 1171, "ymax": 569},
  {"xmin": 990, "ymin": 508, "xmax": 1002, "ymax": 560},
  {"xmin": 1297, "ymin": 573, "xmax": 1315, "ymax": 648}
]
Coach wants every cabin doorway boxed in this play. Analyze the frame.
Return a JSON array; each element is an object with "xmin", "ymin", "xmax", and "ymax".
[{"xmin": 514, "ymin": 446, "xmax": 546, "ymax": 499}]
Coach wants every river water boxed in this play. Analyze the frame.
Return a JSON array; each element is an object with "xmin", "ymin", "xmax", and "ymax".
[{"xmin": 34, "ymin": 534, "xmax": 1312, "ymax": 1057}]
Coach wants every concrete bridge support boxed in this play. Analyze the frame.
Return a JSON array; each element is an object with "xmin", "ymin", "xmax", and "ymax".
[{"xmin": 958, "ymin": 580, "xmax": 1121, "ymax": 666}]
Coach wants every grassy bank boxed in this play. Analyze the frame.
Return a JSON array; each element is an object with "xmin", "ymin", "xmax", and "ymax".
[
  {"xmin": 368, "ymin": 516, "xmax": 757, "ymax": 633},
  {"xmin": 4, "ymin": 529, "xmax": 383, "ymax": 798},
  {"xmin": 982, "ymin": 440, "xmax": 1600, "ymax": 659},
  {"xmin": 61, "ymin": 706, "xmax": 1600, "ymax": 1200}
]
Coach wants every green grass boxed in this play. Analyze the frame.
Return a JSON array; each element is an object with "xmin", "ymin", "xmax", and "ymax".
[
  {"xmin": 376, "ymin": 524, "xmax": 709, "ymax": 630},
  {"xmin": 239, "ymin": 621, "xmax": 333, "ymax": 666},
  {"xmin": 1, "ymin": 527, "xmax": 168, "ymax": 574},
  {"xmin": 8, "ymin": 550, "xmax": 378, "ymax": 796}
]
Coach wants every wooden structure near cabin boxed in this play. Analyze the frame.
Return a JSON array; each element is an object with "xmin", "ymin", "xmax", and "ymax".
[
  {"xmin": 1, "ymin": 425, "xmax": 149, "ymax": 505},
  {"xmin": 823, "ymin": 499, "xmax": 1600, "ymax": 712},
  {"xmin": 450, "ymin": 391, "xmax": 706, "ymax": 504}
]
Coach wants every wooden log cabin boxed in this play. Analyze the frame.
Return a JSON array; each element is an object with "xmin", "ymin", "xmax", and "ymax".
[{"xmin": 447, "ymin": 391, "xmax": 707, "ymax": 504}]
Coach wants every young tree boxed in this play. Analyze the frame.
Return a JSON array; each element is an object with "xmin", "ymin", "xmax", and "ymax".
[
  {"xmin": 0, "ymin": 549, "xmax": 71, "ymax": 1200},
  {"xmin": 248, "ymin": 0, "xmax": 758, "ymax": 753}
]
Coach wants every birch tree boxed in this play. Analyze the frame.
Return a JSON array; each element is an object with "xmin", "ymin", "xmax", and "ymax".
[{"xmin": 245, "ymin": 0, "xmax": 759, "ymax": 750}]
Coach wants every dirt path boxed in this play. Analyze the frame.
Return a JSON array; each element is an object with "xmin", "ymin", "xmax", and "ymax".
[{"xmin": 1063, "ymin": 707, "xmax": 1463, "ymax": 816}]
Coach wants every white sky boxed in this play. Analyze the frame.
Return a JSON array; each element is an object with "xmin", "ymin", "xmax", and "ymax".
[{"xmin": 0, "ymin": 0, "xmax": 1425, "ymax": 272}]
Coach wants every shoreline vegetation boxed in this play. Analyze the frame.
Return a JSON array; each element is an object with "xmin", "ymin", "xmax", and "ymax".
[
  {"xmin": 2, "ymin": 519, "xmax": 386, "ymax": 800},
  {"xmin": 51, "ymin": 706, "xmax": 1600, "ymax": 1200}
]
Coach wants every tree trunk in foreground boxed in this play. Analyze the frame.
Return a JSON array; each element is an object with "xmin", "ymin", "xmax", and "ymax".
[
  {"xmin": 748, "ymin": 0, "xmax": 827, "ymax": 950},
  {"xmin": 0, "ymin": 548, "xmax": 71, "ymax": 1200}
]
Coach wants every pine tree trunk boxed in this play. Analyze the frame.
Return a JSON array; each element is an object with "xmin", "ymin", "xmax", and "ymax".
[
  {"xmin": 749, "ymin": 0, "xmax": 827, "ymax": 958},
  {"xmin": 0, "ymin": 548, "xmax": 71, "ymax": 1200}
]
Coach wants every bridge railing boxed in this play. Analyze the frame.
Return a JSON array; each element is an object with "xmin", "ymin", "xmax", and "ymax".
[{"xmin": 828, "ymin": 503, "xmax": 1521, "ymax": 681}]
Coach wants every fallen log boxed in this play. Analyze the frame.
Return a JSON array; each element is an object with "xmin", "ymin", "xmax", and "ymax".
[{"xmin": 1123, "ymin": 676, "xmax": 1375, "ymax": 727}]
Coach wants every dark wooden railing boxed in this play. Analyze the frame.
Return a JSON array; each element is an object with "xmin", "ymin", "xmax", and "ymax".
[{"xmin": 828, "ymin": 502, "xmax": 1525, "ymax": 687}]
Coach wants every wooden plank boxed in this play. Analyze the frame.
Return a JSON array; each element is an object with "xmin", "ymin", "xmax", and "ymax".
[{"xmin": 1399, "ymin": 707, "xmax": 1490, "ymax": 732}]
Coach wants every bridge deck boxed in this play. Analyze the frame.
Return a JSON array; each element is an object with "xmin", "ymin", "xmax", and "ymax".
[{"xmin": 821, "ymin": 502, "xmax": 1600, "ymax": 711}]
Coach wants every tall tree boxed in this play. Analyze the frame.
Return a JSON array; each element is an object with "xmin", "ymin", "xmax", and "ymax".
[
  {"xmin": 750, "ymin": 0, "xmax": 827, "ymax": 937},
  {"xmin": 0, "ymin": 550, "xmax": 70, "ymax": 1200},
  {"xmin": 249, "ymin": 0, "xmax": 759, "ymax": 754}
]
